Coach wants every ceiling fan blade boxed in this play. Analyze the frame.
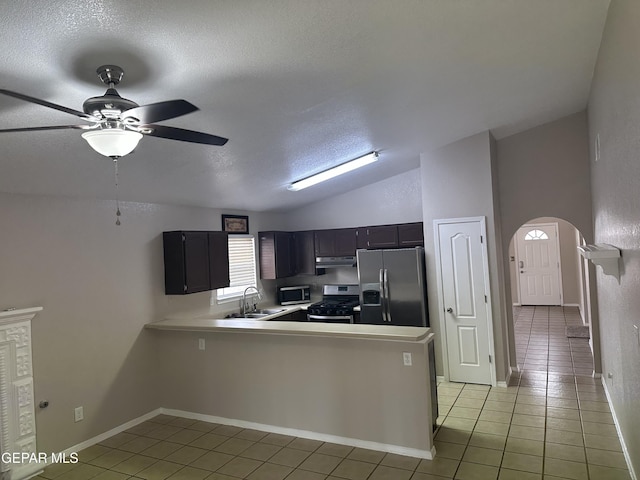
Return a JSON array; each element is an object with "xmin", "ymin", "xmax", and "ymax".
[
  {"xmin": 0, "ymin": 124, "xmax": 93, "ymax": 133},
  {"xmin": 142, "ymin": 124, "xmax": 228, "ymax": 146},
  {"xmin": 0, "ymin": 89, "xmax": 95, "ymax": 121},
  {"xmin": 122, "ymin": 100, "xmax": 198, "ymax": 124}
]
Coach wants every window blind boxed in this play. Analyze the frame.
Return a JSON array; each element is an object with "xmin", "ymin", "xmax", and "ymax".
[{"xmin": 217, "ymin": 235, "xmax": 257, "ymax": 300}]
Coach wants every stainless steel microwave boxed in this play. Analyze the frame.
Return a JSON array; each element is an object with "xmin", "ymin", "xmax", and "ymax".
[{"xmin": 278, "ymin": 285, "xmax": 311, "ymax": 305}]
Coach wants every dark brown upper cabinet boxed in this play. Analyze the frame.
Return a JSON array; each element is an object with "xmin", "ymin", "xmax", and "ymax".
[
  {"xmin": 259, "ymin": 231, "xmax": 296, "ymax": 279},
  {"xmin": 293, "ymin": 231, "xmax": 317, "ymax": 275},
  {"xmin": 314, "ymin": 228, "xmax": 357, "ymax": 257},
  {"xmin": 364, "ymin": 225, "xmax": 399, "ymax": 248},
  {"xmin": 356, "ymin": 222, "xmax": 424, "ymax": 249},
  {"xmin": 397, "ymin": 222, "xmax": 425, "ymax": 247},
  {"xmin": 259, "ymin": 230, "xmax": 321, "ymax": 279},
  {"xmin": 163, "ymin": 231, "xmax": 230, "ymax": 295}
]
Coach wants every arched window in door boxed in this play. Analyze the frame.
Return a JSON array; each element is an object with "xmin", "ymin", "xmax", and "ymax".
[{"xmin": 524, "ymin": 229, "xmax": 549, "ymax": 240}]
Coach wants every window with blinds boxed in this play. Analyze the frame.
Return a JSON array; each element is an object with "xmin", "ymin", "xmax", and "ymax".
[{"xmin": 216, "ymin": 235, "xmax": 257, "ymax": 301}]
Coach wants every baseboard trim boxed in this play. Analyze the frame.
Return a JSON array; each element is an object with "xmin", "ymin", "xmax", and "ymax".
[
  {"xmin": 601, "ymin": 377, "xmax": 637, "ymax": 480},
  {"xmin": 55, "ymin": 407, "xmax": 433, "ymax": 461},
  {"xmin": 496, "ymin": 367, "xmax": 512, "ymax": 388},
  {"xmin": 436, "ymin": 375, "xmax": 446, "ymax": 384},
  {"xmin": 59, "ymin": 408, "xmax": 163, "ymax": 456},
  {"xmin": 162, "ymin": 408, "xmax": 434, "ymax": 459},
  {"xmin": 563, "ymin": 303, "xmax": 580, "ymax": 307}
]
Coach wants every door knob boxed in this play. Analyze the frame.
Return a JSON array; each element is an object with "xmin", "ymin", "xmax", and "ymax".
[{"xmin": 446, "ymin": 307, "xmax": 453, "ymax": 313}]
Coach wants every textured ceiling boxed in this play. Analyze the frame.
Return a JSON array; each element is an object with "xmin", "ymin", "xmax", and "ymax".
[{"xmin": 0, "ymin": 0, "xmax": 610, "ymax": 212}]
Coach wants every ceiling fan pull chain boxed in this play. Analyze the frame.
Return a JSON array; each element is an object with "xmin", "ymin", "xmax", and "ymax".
[{"xmin": 113, "ymin": 157, "xmax": 122, "ymax": 226}]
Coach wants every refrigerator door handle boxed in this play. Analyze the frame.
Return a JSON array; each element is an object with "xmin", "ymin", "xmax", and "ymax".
[
  {"xmin": 379, "ymin": 268, "xmax": 388, "ymax": 322},
  {"xmin": 383, "ymin": 268, "xmax": 391, "ymax": 322}
]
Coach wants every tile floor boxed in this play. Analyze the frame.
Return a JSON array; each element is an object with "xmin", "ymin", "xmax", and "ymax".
[
  {"xmin": 432, "ymin": 306, "xmax": 631, "ymax": 479},
  {"xmin": 37, "ymin": 306, "xmax": 631, "ymax": 480}
]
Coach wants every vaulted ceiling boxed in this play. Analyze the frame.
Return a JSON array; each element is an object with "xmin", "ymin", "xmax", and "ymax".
[{"xmin": 0, "ymin": 1, "xmax": 610, "ymax": 212}]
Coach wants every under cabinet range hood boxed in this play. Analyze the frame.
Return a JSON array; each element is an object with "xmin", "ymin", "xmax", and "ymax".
[{"xmin": 315, "ymin": 256, "xmax": 357, "ymax": 268}]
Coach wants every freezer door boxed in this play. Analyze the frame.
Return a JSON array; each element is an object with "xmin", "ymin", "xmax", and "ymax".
[
  {"xmin": 357, "ymin": 249, "xmax": 385, "ymax": 324},
  {"xmin": 382, "ymin": 248, "xmax": 428, "ymax": 327}
]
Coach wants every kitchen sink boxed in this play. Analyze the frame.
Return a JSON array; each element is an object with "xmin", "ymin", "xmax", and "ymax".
[
  {"xmin": 253, "ymin": 308, "xmax": 286, "ymax": 315},
  {"xmin": 224, "ymin": 308, "xmax": 286, "ymax": 319}
]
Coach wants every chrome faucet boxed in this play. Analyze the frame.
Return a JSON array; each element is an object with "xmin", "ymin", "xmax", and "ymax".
[{"xmin": 242, "ymin": 286, "xmax": 262, "ymax": 316}]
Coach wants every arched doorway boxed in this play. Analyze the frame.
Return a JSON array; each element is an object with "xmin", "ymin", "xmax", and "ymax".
[{"xmin": 508, "ymin": 217, "xmax": 596, "ymax": 377}]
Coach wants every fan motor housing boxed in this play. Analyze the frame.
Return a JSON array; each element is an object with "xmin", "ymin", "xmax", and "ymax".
[{"xmin": 83, "ymin": 89, "xmax": 139, "ymax": 117}]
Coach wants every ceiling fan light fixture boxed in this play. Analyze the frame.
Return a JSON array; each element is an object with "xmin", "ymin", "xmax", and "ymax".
[
  {"xmin": 288, "ymin": 151, "xmax": 379, "ymax": 191},
  {"xmin": 81, "ymin": 129, "xmax": 143, "ymax": 158}
]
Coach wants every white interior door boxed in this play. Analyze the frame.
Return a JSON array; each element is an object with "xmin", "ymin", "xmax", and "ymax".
[
  {"xmin": 516, "ymin": 223, "xmax": 562, "ymax": 306},
  {"xmin": 435, "ymin": 218, "xmax": 494, "ymax": 385}
]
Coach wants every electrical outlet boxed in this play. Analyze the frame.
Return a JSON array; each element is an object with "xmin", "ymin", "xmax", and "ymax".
[
  {"xmin": 403, "ymin": 352, "xmax": 412, "ymax": 366},
  {"xmin": 74, "ymin": 406, "xmax": 84, "ymax": 422},
  {"xmin": 198, "ymin": 338, "xmax": 205, "ymax": 350},
  {"xmin": 634, "ymin": 325, "xmax": 639, "ymax": 346}
]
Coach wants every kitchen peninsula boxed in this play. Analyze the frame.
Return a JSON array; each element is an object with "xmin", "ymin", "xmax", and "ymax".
[{"xmin": 145, "ymin": 308, "xmax": 437, "ymax": 459}]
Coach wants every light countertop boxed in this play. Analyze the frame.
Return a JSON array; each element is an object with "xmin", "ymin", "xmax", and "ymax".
[{"xmin": 146, "ymin": 304, "xmax": 431, "ymax": 342}]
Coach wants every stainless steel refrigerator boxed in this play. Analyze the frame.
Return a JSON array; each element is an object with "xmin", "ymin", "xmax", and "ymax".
[{"xmin": 356, "ymin": 247, "xmax": 429, "ymax": 327}]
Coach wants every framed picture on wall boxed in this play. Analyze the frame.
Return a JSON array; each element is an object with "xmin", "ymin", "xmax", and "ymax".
[{"xmin": 222, "ymin": 214, "xmax": 249, "ymax": 234}]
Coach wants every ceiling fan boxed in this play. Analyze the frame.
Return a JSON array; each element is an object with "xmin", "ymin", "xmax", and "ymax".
[{"xmin": 0, "ymin": 65, "xmax": 229, "ymax": 158}]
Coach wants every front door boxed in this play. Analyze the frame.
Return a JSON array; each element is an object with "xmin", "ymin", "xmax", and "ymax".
[
  {"xmin": 435, "ymin": 218, "xmax": 494, "ymax": 385},
  {"xmin": 515, "ymin": 223, "xmax": 562, "ymax": 306}
]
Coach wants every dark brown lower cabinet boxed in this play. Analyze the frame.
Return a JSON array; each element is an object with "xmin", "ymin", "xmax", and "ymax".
[
  {"xmin": 163, "ymin": 231, "xmax": 230, "ymax": 294},
  {"xmin": 272, "ymin": 310, "xmax": 308, "ymax": 321}
]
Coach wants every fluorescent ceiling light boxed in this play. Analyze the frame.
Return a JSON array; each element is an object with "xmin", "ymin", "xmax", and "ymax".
[
  {"xmin": 81, "ymin": 129, "xmax": 143, "ymax": 158},
  {"xmin": 288, "ymin": 151, "xmax": 379, "ymax": 191}
]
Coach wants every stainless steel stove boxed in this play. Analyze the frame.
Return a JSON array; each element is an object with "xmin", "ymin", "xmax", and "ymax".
[{"xmin": 307, "ymin": 284, "xmax": 360, "ymax": 323}]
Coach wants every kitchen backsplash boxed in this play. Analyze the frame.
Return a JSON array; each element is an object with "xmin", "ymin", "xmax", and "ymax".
[{"xmin": 278, "ymin": 267, "xmax": 359, "ymax": 300}]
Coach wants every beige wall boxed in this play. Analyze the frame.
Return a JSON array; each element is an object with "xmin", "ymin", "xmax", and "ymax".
[
  {"xmin": 496, "ymin": 111, "xmax": 593, "ymax": 242},
  {"xmin": 284, "ymin": 168, "xmax": 423, "ymax": 231},
  {"xmin": 495, "ymin": 111, "xmax": 596, "ymax": 373},
  {"xmin": 0, "ymin": 192, "xmax": 285, "ymax": 452},
  {"xmin": 588, "ymin": 0, "xmax": 640, "ymax": 472},
  {"xmin": 420, "ymin": 131, "xmax": 510, "ymax": 382}
]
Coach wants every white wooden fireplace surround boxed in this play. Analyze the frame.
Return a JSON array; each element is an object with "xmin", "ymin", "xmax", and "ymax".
[{"xmin": 0, "ymin": 307, "xmax": 41, "ymax": 480}]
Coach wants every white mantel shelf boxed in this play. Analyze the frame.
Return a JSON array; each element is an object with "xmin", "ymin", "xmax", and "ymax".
[
  {"xmin": 578, "ymin": 244, "xmax": 621, "ymax": 278},
  {"xmin": 146, "ymin": 317, "xmax": 431, "ymax": 343},
  {"xmin": 0, "ymin": 307, "xmax": 43, "ymax": 324}
]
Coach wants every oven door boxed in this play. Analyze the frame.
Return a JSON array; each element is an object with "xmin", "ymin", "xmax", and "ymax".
[{"xmin": 307, "ymin": 314, "xmax": 353, "ymax": 324}]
